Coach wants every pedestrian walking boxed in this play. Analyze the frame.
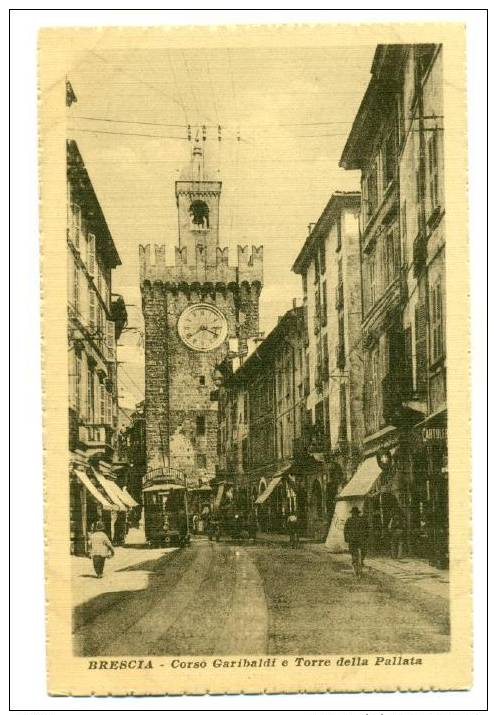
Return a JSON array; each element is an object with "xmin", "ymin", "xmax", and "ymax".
[
  {"xmin": 247, "ymin": 509, "xmax": 258, "ymax": 542},
  {"xmin": 388, "ymin": 511, "xmax": 405, "ymax": 559},
  {"xmin": 287, "ymin": 510, "xmax": 299, "ymax": 548},
  {"xmin": 192, "ymin": 513, "xmax": 199, "ymax": 534},
  {"xmin": 88, "ymin": 521, "xmax": 115, "ymax": 578},
  {"xmin": 344, "ymin": 506, "xmax": 368, "ymax": 577}
]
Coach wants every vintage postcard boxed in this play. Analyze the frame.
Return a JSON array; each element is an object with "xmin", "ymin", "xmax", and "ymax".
[{"xmin": 39, "ymin": 22, "xmax": 471, "ymax": 696}]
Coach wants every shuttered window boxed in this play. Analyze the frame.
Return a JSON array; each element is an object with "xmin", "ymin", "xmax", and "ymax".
[
  {"xmin": 87, "ymin": 367, "xmax": 94, "ymax": 422},
  {"xmin": 71, "ymin": 203, "xmax": 81, "ymax": 248},
  {"xmin": 430, "ymin": 280, "xmax": 444, "ymax": 363},
  {"xmin": 415, "ymin": 302, "xmax": 427, "ymax": 396},
  {"xmin": 99, "ymin": 382, "xmax": 106, "ymax": 424},
  {"xmin": 73, "ymin": 264, "xmax": 79, "ymax": 313},
  {"xmin": 87, "ymin": 233, "xmax": 96, "ymax": 276},
  {"xmin": 75, "ymin": 354, "xmax": 81, "ymax": 414},
  {"xmin": 106, "ymin": 389, "xmax": 112, "ymax": 425},
  {"xmin": 321, "ymin": 280, "xmax": 328, "ymax": 326},
  {"xmin": 368, "ymin": 256, "xmax": 376, "ymax": 307},
  {"xmin": 106, "ymin": 320, "xmax": 115, "ymax": 360},
  {"xmin": 427, "ymin": 131, "xmax": 440, "ymax": 212},
  {"xmin": 89, "ymin": 290, "xmax": 96, "ymax": 330}
]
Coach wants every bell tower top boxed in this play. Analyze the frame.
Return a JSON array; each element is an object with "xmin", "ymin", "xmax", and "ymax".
[
  {"xmin": 178, "ymin": 138, "xmax": 218, "ymax": 183},
  {"xmin": 175, "ymin": 140, "xmax": 222, "ymax": 260}
]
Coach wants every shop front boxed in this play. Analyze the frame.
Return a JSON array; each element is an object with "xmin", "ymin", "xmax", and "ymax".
[
  {"xmin": 254, "ymin": 465, "xmax": 293, "ymax": 534},
  {"xmin": 411, "ymin": 410, "xmax": 449, "ymax": 568},
  {"xmin": 69, "ymin": 454, "xmax": 138, "ymax": 555},
  {"xmin": 325, "ymin": 456, "xmax": 382, "ymax": 552}
]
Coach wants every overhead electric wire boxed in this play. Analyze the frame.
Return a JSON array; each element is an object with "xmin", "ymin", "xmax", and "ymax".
[
  {"xmin": 71, "ymin": 115, "xmax": 186, "ymax": 128},
  {"xmin": 68, "ymin": 127, "xmax": 187, "ymax": 140},
  {"xmin": 70, "ymin": 114, "xmax": 361, "ymax": 129}
]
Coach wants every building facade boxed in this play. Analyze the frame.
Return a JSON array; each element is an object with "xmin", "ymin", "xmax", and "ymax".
[
  {"xmin": 339, "ymin": 44, "xmax": 447, "ymax": 566},
  {"xmin": 116, "ymin": 401, "xmax": 147, "ymax": 521},
  {"xmin": 140, "ymin": 141, "xmax": 263, "ymax": 489},
  {"xmin": 67, "ymin": 139, "xmax": 136, "ymax": 555},
  {"xmin": 292, "ymin": 192, "xmax": 364, "ymax": 495},
  {"xmin": 217, "ymin": 305, "xmax": 333, "ymax": 539}
]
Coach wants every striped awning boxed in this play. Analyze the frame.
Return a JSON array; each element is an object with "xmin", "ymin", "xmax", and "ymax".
[
  {"xmin": 91, "ymin": 469, "xmax": 127, "ymax": 511},
  {"xmin": 337, "ymin": 457, "xmax": 380, "ymax": 500},
  {"xmin": 119, "ymin": 486, "xmax": 139, "ymax": 508},
  {"xmin": 73, "ymin": 468, "xmax": 118, "ymax": 511},
  {"xmin": 214, "ymin": 483, "xmax": 225, "ymax": 509},
  {"xmin": 255, "ymin": 476, "xmax": 283, "ymax": 505}
]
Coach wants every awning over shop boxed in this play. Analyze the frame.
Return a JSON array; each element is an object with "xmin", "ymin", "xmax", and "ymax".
[
  {"xmin": 73, "ymin": 468, "xmax": 118, "ymax": 511},
  {"xmin": 119, "ymin": 486, "xmax": 140, "ymax": 508},
  {"xmin": 92, "ymin": 469, "xmax": 127, "ymax": 511},
  {"xmin": 214, "ymin": 483, "xmax": 225, "ymax": 509},
  {"xmin": 337, "ymin": 457, "xmax": 381, "ymax": 500},
  {"xmin": 255, "ymin": 476, "xmax": 283, "ymax": 505}
]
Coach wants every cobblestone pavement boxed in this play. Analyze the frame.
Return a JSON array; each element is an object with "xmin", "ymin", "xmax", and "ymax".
[{"xmin": 73, "ymin": 538, "xmax": 450, "ymax": 657}]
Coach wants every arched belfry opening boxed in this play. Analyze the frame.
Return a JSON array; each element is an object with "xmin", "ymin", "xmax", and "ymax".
[{"xmin": 189, "ymin": 199, "xmax": 209, "ymax": 229}]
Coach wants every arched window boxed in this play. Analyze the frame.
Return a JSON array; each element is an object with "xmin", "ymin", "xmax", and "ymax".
[{"xmin": 189, "ymin": 200, "xmax": 209, "ymax": 229}]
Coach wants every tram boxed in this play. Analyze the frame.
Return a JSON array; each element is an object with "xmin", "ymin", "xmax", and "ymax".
[{"xmin": 142, "ymin": 468, "xmax": 190, "ymax": 548}]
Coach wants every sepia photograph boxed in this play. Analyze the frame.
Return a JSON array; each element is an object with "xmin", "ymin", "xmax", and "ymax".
[{"xmin": 36, "ymin": 20, "xmax": 472, "ymax": 696}]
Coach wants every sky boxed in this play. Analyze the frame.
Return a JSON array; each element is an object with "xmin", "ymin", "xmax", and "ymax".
[{"xmin": 67, "ymin": 45, "xmax": 375, "ymax": 408}]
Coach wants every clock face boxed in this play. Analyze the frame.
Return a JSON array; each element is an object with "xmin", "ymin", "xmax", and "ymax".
[{"xmin": 177, "ymin": 304, "xmax": 228, "ymax": 352}]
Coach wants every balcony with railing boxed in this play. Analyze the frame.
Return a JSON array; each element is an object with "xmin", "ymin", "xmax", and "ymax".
[
  {"xmin": 293, "ymin": 427, "xmax": 330, "ymax": 459},
  {"xmin": 79, "ymin": 423, "xmax": 114, "ymax": 449},
  {"xmin": 362, "ymin": 267, "xmax": 407, "ymax": 337}
]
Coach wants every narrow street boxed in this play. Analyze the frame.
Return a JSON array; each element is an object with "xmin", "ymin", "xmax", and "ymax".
[{"xmin": 73, "ymin": 538, "xmax": 449, "ymax": 657}]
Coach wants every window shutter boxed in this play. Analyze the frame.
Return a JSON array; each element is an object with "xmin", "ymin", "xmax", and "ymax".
[
  {"xmin": 87, "ymin": 367, "xmax": 93, "ymax": 422},
  {"xmin": 89, "ymin": 290, "xmax": 96, "ymax": 329},
  {"xmin": 75, "ymin": 355, "xmax": 81, "ymax": 414},
  {"xmin": 404, "ymin": 325, "xmax": 413, "ymax": 393},
  {"xmin": 106, "ymin": 320, "xmax": 115, "ymax": 360},
  {"xmin": 100, "ymin": 382, "xmax": 105, "ymax": 423},
  {"xmin": 71, "ymin": 204, "xmax": 81, "ymax": 248},
  {"xmin": 437, "ymin": 283, "xmax": 443, "ymax": 357},
  {"xmin": 87, "ymin": 233, "xmax": 96, "ymax": 276},
  {"xmin": 106, "ymin": 389, "xmax": 112, "ymax": 425},
  {"xmin": 73, "ymin": 264, "xmax": 79, "ymax": 312},
  {"xmin": 415, "ymin": 302, "xmax": 427, "ymax": 396}
]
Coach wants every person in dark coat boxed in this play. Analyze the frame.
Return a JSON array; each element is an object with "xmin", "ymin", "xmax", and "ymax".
[
  {"xmin": 287, "ymin": 510, "xmax": 299, "ymax": 548},
  {"xmin": 247, "ymin": 509, "xmax": 258, "ymax": 542},
  {"xmin": 344, "ymin": 506, "xmax": 369, "ymax": 577},
  {"xmin": 388, "ymin": 511, "xmax": 406, "ymax": 559}
]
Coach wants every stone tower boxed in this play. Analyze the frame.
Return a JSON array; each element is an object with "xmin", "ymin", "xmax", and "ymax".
[{"xmin": 140, "ymin": 140, "xmax": 263, "ymax": 485}]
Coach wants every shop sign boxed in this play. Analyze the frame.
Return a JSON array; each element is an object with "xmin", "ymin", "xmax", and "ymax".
[{"xmin": 422, "ymin": 427, "xmax": 447, "ymax": 442}]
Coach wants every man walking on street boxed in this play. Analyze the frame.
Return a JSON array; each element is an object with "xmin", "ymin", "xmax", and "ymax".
[
  {"xmin": 287, "ymin": 509, "xmax": 299, "ymax": 548},
  {"xmin": 88, "ymin": 521, "xmax": 115, "ymax": 578},
  {"xmin": 344, "ymin": 506, "xmax": 368, "ymax": 577},
  {"xmin": 388, "ymin": 510, "xmax": 405, "ymax": 559}
]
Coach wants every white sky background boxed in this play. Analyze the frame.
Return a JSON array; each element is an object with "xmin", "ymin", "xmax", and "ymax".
[{"xmin": 67, "ymin": 45, "xmax": 375, "ymax": 408}]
